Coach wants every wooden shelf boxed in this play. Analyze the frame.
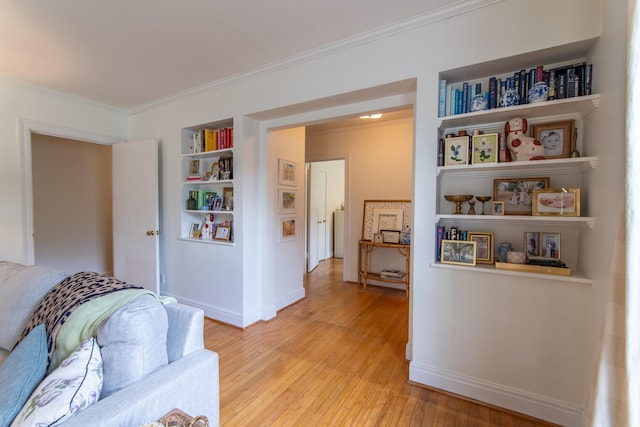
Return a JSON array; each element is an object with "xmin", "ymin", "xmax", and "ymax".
[{"xmin": 430, "ymin": 262, "xmax": 591, "ymax": 284}]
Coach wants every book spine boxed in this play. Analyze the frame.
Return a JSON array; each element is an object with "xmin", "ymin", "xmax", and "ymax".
[
  {"xmin": 519, "ymin": 69, "xmax": 527, "ymax": 104},
  {"xmin": 567, "ymin": 68, "xmax": 576, "ymax": 98},
  {"xmin": 488, "ymin": 77, "xmax": 497, "ymax": 109},
  {"xmin": 557, "ymin": 73, "xmax": 566, "ymax": 99},
  {"xmin": 536, "ymin": 65, "xmax": 544, "ymax": 83},
  {"xmin": 446, "ymin": 85, "xmax": 454, "ymax": 116},
  {"xmin": 585, "ymin": 64, "xmax": 593, "ymax": 95},
  {"xmin": 436, "ymin": 225, "xmax": 444, "ymax": 261},
  {"xmin": 437, "ymin": 138, "xmax": 444, "ymax": 166},
  {"xmin": 548, "ymin": 69, "xmax": 556, "ymax": 100},
  {"xmin": 462, "ymin": 82, "xmax": 469, "ymax": 114},
  {"xmin": 455, "ymin": 89, "xmax": 462, "ymax": 115},
  {"xmin": 438, "ymin": 79, "xmax": 447, "ymax": 117}
]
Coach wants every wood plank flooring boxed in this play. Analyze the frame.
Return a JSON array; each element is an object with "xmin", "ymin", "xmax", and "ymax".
[{"xmin": 204, "ymin": 258, "xmax": 555, "ymax": 426}]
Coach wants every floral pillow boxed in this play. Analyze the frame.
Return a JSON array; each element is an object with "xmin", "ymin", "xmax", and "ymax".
[{"xmin": 10, "ymin": 337, "xmax": 103, "ymax": 427}]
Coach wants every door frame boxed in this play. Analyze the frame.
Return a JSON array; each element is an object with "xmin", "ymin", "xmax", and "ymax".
[{"xmin": 18, "ymin": 118, "xmax": 123, "ymax": 264}]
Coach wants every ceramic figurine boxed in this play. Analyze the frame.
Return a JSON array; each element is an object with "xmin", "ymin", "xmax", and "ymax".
[
  {"xmin": 528, "ymin": 81, "xmax": 549, "ymax": 103},
  {"xmin": 505, "ymin": 118, "xmax": 545, "ymax": 161}
]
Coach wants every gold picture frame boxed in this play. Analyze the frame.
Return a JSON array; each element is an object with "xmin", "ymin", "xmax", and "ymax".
[
  {"xmin": 530, "ymin": 120, "xmax": 574, "ymax": 159},
  {"xmin": 532, "ymin": 188, "xmax": 580, "ymax": 216},
  {"xmin": 468, "ymin": 232, "xmax": 494, "ymax": 264},
  {"xmin": 440, "ymin": 240, "xmax": 476, "ymax": 266},
  {"xmin": 214, "ymin": 225, "xmax": 231, "ymax": 241},
  {"xmin": 493, "ymin": 177, "xmax": 550, "ymax": 215}
]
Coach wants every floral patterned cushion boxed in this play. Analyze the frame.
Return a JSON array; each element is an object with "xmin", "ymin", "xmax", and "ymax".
[{"xmin": 10, "ymin": 337, "xmax": 103, "ymax": 427}]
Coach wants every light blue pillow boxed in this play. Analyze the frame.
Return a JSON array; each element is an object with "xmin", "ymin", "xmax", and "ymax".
[{"xmin": 0, "ymin": 324, "xmax": 47, "ymax": 427}]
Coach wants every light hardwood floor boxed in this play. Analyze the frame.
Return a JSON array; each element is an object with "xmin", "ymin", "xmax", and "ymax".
[{"xmin": 204, "ymin": 258, "xmax": 555, "ymax": 426}]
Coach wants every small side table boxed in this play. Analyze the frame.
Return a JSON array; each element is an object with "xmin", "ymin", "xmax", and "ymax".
[
  {"xmin": 358, "ymin": 239, "xmax": 410, "ymax": 296},
  {"xmin": 158, "ymin": 409, "xmax": 208, "ymax": 427}
]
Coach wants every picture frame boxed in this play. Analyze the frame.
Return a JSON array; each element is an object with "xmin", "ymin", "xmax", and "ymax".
[
  {"xmin": 278, "ymin": 188, "xmax": 297, "ymax": 213},
  {"xmin": 211, "ymin": 195, "xmax": 223, "ymax": 211},
  {"xmin": 222, "ymin": 187, "xmax": 233, "ymax": 211},
  {"xmin": 493, "ymin": 177, "xmax": 550, "ymax": 215},
  {"xmin": 524, "ymin": 232, "xmax": 541, "ymax": 258},
  {"xmin": 189, "ymin": 159, "xmax": 200, "ymax": 176},
  {"xmin": 444, "ymin": 136, "xmax": 469, "ymax": 166},
  {"xmin": 362, "ymin": 200, "xmax": 412, "ymax": 240},
  {"xmin": 468, "ymin": 232, "xmax": 494, "ymax": 264},
  {"xmin": 532, "ymin": 188, "xmax": 580, "ymax": 216},
  {"xmin": 539, "ymin": 232, "xmax": 561, "ymax": 259},
  {"xmin": 491, "ymin": 201, "xmax": 504, "ymax": 215},
  {"xmin": 471, "ymin": 133, "xmax": 498, "ymax": 164},
  {"xmin": 530, "ymin": 120, "xmax": 574, "ymax": 159},
  {"xmin": 190, "ymin": 222, "xmax": 201, "ymax": 239},
  {"xmin": 278, "ymin": 159, "xmax": 298, "ymax": 186},
  {"xmin": 373, "ymin": 233, "xmax": 383, "ymax": 243},
  {"xmin": 214, "ymin": 225, "xmax": 231, "ymax": 241},
  {"xmin": 279, "ymin": 217, "xmax": 297, "ymax": 241},
  {"xmin": 372, "ymin": 209, "xmax": 403, "ymax": 235},
  {"xmin": 440, "ymin": 240, "xmax": 476, "ymax": 266},
  {"xmin": 381, "ymin": 230, "xmax": 401, "ymax": 244}
]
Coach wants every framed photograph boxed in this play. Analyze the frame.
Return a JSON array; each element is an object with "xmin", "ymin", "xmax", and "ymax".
[
  {"xmin": 532, "ymin": 188, "xmax": 580, "ymax": 216},
  {"xmin": 440, "ymin": 240, "xmax": 476, "ymax": 266},
  {"xmin": 471, "ymin": 133, "xmax": 498, "ymax": 164},
  {"xmin": 524, "ymin": 232, "xmax": 541, "ymax": 258},
  {"xmin": 444, "ymin": 136, "xmax": 469, "ymax": 166},
  {"xmin": 278, "ymin": 159, "xmax": 298, "ymax": 186},
  {"xmin": 468, "ymin": 232, "xmax": 494, "ymax": 264},
  {"xmin": 214, "ymin": 225, "xmax": 231, "ymax": 241},
  {"xmin": 493, "ymin": 177, "xmax": 550, "ymax": 215},
  {"xmin": 279, "ymin": 217, "xmax": 297, "ymax": 241},
  {"xmin": 362, "ymin": 200, "xmax": 412, "ymax": 240},
  {"xmin": 373, "ymin": 233, "xmax": 383, "ymax": 243},
  {"xmin": 381, "ymin": 230, "xmax": 401, "ymax": 244},
  {"xmin": 278, "ymin": 188, "xmax": 297, "ymax": 213},
  {"xmin": 539, "ymin": 232, "xmax": 561, "ymax": 259},
  {"xmin": 491, "ymin": 201, "xmax": 504, "ymax": 215},
  {"xmin": 211, "ymin": 195, "xmax": 223, "ymax": 211},
  {"xmin": 372, "ymin": 209, "xmax": 403, "ymax": 235},
  {"xmin": 223, "ymin": 187, "xmax": 233, "ymax": 211},
  {"xmin": 190, "ymin": 222, "xmax": 201, "ymax": 239},
  {"xmin": 189, "ymin": 159, "xmax": 200, "ymax": 175},
  {"xmin": 530, "ymin": 120, "xmax": 574, "ymax": 159}
]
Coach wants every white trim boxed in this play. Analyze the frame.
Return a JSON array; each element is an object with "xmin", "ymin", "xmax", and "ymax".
[
  {"xmin": 18, "ymin": 118, "xmax": 124, "ymax": 264},
  {"xmin": 409, "ymin": 362, "xmax": 584, "ymax": 427}
]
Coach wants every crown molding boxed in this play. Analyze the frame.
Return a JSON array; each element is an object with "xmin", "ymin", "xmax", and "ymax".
[{"xmin": 129, "ymin": 0, "xmax": 504, "ymax": 115}]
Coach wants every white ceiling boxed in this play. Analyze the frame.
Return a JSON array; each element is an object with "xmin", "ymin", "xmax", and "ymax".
[{"xmin": 0, "ymin": 0, "xmax": 462, "ymax": 111}]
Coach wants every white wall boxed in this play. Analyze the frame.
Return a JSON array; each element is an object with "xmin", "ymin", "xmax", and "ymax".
[
  {"xmin": 0, "ymin": 80, "xmax": 127, "ymax": 264},
  {"xmin": 306, "ymin": 117, "xmax": 413, "ymax": 284}
]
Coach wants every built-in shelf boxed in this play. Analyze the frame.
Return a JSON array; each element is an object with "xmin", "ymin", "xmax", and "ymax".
[
  {"xmin": 184, "ymin": 210, "xmax": 234, "ymax": 215},
  {"xmin": 181, "ymin": 147, "xmax": 233, "ymax": 159},
  {"xmin": 183, "ymin": 179, "xmax": 233, "ymax": 186},
  {"xmin": 178, "ymin": 237, "xmax": 235, "ymax": 246},
  {"xmin": 436, "ymin": 156, "xmax": 597, "ymax": 179},
  {"xmin": 430, "ymin": 262, "xmax": 592, "ymax": 284},
  {"xmin": 435, "ymin": 214, "xmax": 595, "ymax": 228}
]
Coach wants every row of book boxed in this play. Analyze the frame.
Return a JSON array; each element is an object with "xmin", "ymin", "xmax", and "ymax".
[
  {"xmin": 439, "ymin": 62, "xmax": 593, "ymax": 117},
  {"xmin": 190, "ymin": 127, "xmax": 234, "ymax": 153},
  {"xmin": 435, "ymin": 225, "xmax": 469, "ymax": 261}
]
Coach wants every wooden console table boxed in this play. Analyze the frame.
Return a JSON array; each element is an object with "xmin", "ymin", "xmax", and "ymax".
[{"xmin": 358, "ymin": 239, "xmax": 410, "ymax": 296}]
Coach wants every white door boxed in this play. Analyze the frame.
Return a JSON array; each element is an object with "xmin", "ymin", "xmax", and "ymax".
[
  {"xmin": 112, "ymin": 139, "xmax": 160, "ymax": 293},
  {"xmin": 307, "ymin": 164, "xmax": 327, "ymax": 272}
]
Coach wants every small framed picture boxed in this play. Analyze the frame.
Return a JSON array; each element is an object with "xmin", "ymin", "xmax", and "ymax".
[
  {"xmin": 373, "ymin": 233, "xmax": 383, "ymax": 243},
  {"xmin": 440, "ymin": 240, "xmax": 476, "ymax": 266},
  {"xmin": 468, "ymin": 232, "xmax": 494, "ymax": 264},
  {"xmin": 491, "ymin": 201, "xmax": 504, "ymax": 215},
  {"xmin": 532, "ymin": 188, "xmax": 580, "ymax": 216},
  {"xmin": 524, "ymin": 232, "xmax": 541, "ymax": 258},
  {"xmin": 530, "ymin": 120, "xmax": 574, "ymax": 159},
  {"xmin": 539, "ymin": 232, "xmax": 561, "ymax": 259},
  {"xmin": 381, "ymin": 230, "xmax": 400, "ymax": 244},
  {"xmin": 189, "ymin": 159, "xmax": 200, "ymax": 175},
  {"xmin": 279, "ymin": 217, "xmax": 297, "ymax": 241},
  {"xmin": 190, "ymin": 222, "xmax": 201, "ymax": 239},
  {"xmin": 223, "ymin": 187, "xmax": 233, "ymax": 211},
  {"xmin": 444, "ymin": 136, "xmax": 469, "ymax": 166},
  {"xmin": 278, "ymin": 188, "xmax": 297, "ymax": 213},
  {"xmin": 278, "ymin": 159, "xmax": 298, "ymax": 186},
  {"xmin": 214, "ymin": 225, "xmax": 231, "ymax": 241},
  {"xmin": 471, "ymin": 133, "xmax": 498, "ymax": 164},
  {"xmin": 493, "ymin": 177, "xmax": 550, "ymax": 215},
  {"xmin": 211, "ymin": 195, "xmax": 223, "ymax": 211}
]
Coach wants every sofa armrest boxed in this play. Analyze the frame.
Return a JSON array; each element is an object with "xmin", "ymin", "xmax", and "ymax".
[
  {"xmin": 165, "ymin": 302, "xmax": 205, "ymax": 362},
  {"xmin": 60, "ymin": 349, "xmax": 219, "ymax": 427}
]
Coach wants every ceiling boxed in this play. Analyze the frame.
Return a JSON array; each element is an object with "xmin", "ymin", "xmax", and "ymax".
[{"xmin": 0, "ymin": 0, "xmax": 461, "ymax": 111}]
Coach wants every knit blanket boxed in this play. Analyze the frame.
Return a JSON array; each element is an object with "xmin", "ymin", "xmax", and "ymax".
[{"xmin": 15, "ymin": 271, "xmax": 147, "ymax": 366}]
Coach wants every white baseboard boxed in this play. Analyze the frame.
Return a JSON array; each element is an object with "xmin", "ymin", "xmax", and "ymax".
[
  {"xmin": 274, "ymin": 287, "xmax": 305, "ymax": 312},
  {"xmin": 166, "ymin": 293, "xmax": 245, "ymax": 327},
  {"xmin": 409, "ymin": 362, "xmax": 584, "ymax": 427}
]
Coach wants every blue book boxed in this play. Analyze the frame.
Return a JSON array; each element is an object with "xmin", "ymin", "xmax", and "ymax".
[{"xmin": 438, "ymin": 79, "xmax": 447, "ymax": 117}]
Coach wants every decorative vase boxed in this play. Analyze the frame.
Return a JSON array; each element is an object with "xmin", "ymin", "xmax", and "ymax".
[
  {"xmin": 186, "ymin": 191, "xmax": 197, "ymax": 210},
  {"xmin": 470, "ymin": 94, "xmax": 488, "ymax": 112},
  {"xmin": 528, "ymin": 81, "xmax": 549, "ymax": 103},
  {"xmin": 497, "ymin": 242, "xmax": 513, "ymax": 263},
  {"xmin": 400, "ymin": 226, "xmax": 411, "ymax": 245},
  {"xmin": 499, "ymin": 89, "xmax": 519, "ymax": 108}
]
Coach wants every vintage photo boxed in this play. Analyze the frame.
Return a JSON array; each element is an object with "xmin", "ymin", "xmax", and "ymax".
[
  {"xmin": 491, "ymin": 201, "xmax": 504, "ymax": 215},
  {"xmin": 531, "ymin": 120, "xmax": 574, "ymax": 159},
  {"xmin": 532, "ymin": 188, "xmax": 580, "ymax": 216},
  {"xmin": 493, "ymin": 177, "xmax": 550, "ymax": 215},
  {"xmin": 468, "ymin": 232, "xmax": 494, "ymax": 264},
  {"xmin": 540, "ymin": 232, "xmax": 561, "ymax": 259},
  {"xmin": 440, "ymin": 240, "xmax": 476, "ymax": 266},
  {"xmin": 524, "ymin": 232, "xmax": 541, "ymax": 258}
]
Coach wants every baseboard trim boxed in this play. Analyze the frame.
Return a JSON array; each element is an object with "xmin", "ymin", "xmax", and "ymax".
[
  {"xmin": 274, "ymin": 287, "xmax": 305, "ymax": 312},
  {"xmin": 167, "ymin": 293, "xmax": 245, "ymax": 328},
  {"xmin": 409, "ymin": 362, "xmax": 583, "ymax": 427}
]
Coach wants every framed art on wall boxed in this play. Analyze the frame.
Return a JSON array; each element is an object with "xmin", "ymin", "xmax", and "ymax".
[
  {"xmin": 278, "ymin": 189, "xmax": 297, "ymax": 213},
  {"xmin": 278, "ymin": 159, "xmax": 297, "ymax": 186},
  {"xmin": 279, "ymin": 217, "xmax": 296, "ymax": 241}
]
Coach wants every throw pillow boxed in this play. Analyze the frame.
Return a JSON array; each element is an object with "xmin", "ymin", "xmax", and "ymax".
[
  {"xmin": 0, "ymin": 325, "xmax": 47, "ymax": 427},
  {"xmin": 10, "ymin": 337, "xmax": 103, "ymax": 427},
  {"xmin": 0, "ymin": 262, "xmax": 68, "ymax": 351}
]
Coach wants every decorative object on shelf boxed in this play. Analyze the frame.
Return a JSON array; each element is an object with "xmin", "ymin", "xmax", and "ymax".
[
  {"xmin": 530, "ymin": 119, "xmax": 574, "ymax": 159},
  {"xmin": 470, "ymin": 83, "xmax": 488, "ymax": 112},
  {"xmin": 440, "ymin": 240, "xmax": 476, "ymax": 266},
  {"xmin": 505, "ymin": 118, "xmax": 545, "ymax": 161},
  {"xmin": 211, "ymin": 194, "xmax": 223, "ymax": 211},
  {"xmin": 444, "ymin": 136, "xmax": 469, "ymax": 166},
  {"xmin": 278, "ymin": 158, "xmax": 298, "ymax": 186},
  {"xmin": 223, "ymin": 187, "xmax": 233, "ymax": 211},
  {"xmin": 362, "ymin": 200, "xmax": 412, "ymax": 240},
  {"xmin": 476, "ymin": 196, "xmax": 492, "ymax": 215},
  {"xmin": 444, "ymin": 194, "xmax": 474, "ymax": 215},
  {"xmin": 186, "ymin": 191, "xmax": 198, "ymax": 210},
  {"xmin": 497, "ymin": 242, "xmax": 513, "ymax": 263},
  {"xmin": 372, "ymin": 209, "xmax": 403, "ymax": 235},
  {"xmin": 524, "ymin": 231, "xmax": 541, "ymax": 258},
  {"xmin": 202, "ymin": 214, "xmax": 215, "ymax": 240},
  {"xmin": 190, "ymin": 222, "xmax": 201, "ymax": 239},
  {"xmin": 381, "ymin": 230, "xmax": 401, "ymax": 244},
  {"xmin": 498, "ymin": 133, "xmax": 511, "ymax": 162},
  {"xmin": 399, "ymin": 226, "xmax": 411, "ymax": 245},
  {"xmin": 471, "ymin": 133, "xmax": 498, "ymax": 164},
  {"xmin": 528, "ymin": 81, "xmax": 549, "ymax": 103},
  {"xmin": 539, "ymin": 232, "xmax": 561, "ymax": 258},
  {"xmin": 493, "ymin": 177, "xmax": 549, "ymax": 215},
  {"xmin": 532, "ymin": 188, "xmax": 580, "ymax": 216},
  {"xmin": 491, "ymin": 201, "xmax": 504, "ymax": 215},
  {"xmin": 214, "ymin": 225, "xmax": 231, "ymax": 241},
  {"xmin": 506, "ymin": 251, "xmax": 526, "ymax": 264},
  {"xmin": 467, "ymin": 199, "xmax": 476, "ymax": 215},
  {"xmin": 498, "ymin": 87, "xmax": 519, "ymax": 108},
  {"xmin": 468, "ymin": 232, "xmax": 494, "ymax": 264},
  {"xmin": 570, "ymin": 128, "xmax": 581, "ymax": 157},
  {"xmin": 373, "ymin": 233, "xmax": 383, "ymax": 243}
]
